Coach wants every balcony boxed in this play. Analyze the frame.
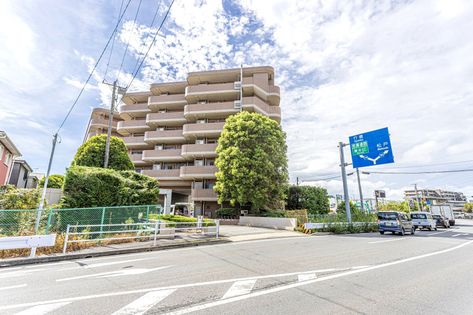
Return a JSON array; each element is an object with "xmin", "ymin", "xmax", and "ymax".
[
  {"xmin": 90, "ymin": 118, "xmax": 117, "ymax": 129},
  {"xmin": 191, "ymin": 188, "xmax": 218, "ymax": 201},
  {"xmin": 181, "ymin": 143, "xmax": 218, "ymax": 159},
  {"xmin": 241, "ymin": 97, "xmax": 281, "ymax": 122},
  {"xmin": 129, "ymin": 153, "xmax": 148, "ymax": 165},
  {"xmin": 142, "ymin": 149, "xmax": 184, "ymax": 162},
  {"xmin": 141, "ymin": 169, "xmax": 181, "ymax": 180},
  {"xmin": 119, "ymin": 103, "xmax": 151, "ymax": 119},
  {"xmin": 182, "ymin": 122, "xmax": 225, "ymax": 138},
  {"xmin": 242, "ymin": 77, "xmax": 281, "ymax": 106},
  {"xmin": 122, "ymin": 136, "xmax": 150, "ymax": 149},
  {"xmin": 146, "ymin": 112, "xmax": 186, "ymax": 126},
  {"xmin": 180, "ymin": 165, "xmax": 218, "ymax": 179},
  {"xmin": 148, "ymin": 94, "xmax": 187, "ymax": 110},
  {"xmin": 184, "ymin": 101, "xmax": 238, "ymax": 120},
  {"xmin": 117, "ymin": 120, "xmax": 149, "ymax": 135},
  {"xmin": 144, "ymin": 129, "xmax": 186, "ymax": 143},
  {"xmin": 185, "ymin": 82, "xmax": 239, "ymax": 102}
]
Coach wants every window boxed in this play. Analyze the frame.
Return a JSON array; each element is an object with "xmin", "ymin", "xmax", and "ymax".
[
  {"xmin": 195, "ymin": 159, "xmax": 204, "ymax": 166},
  {"xmin": 0, "ymin": 144, "xmax": 3, "ymax": 161},
  {"xmin": 195, "ymin": 139, "xmax": 205, "ymax": 145},
  {"xmin": 131, "ymin": 150, "xmax": 142, "ymax": 155},
  {"xmin": 4, "ymin": 153, "xmax": 11, "ymax": 165},
  {"xmin": 411, "ymin": 213, "xmax": 427, "ymax": 219},
  {"xmin": 153, "ymin": 164, "xmax": 162, "ymax": 170},
  {"xmin": 206, "ymin": 138, "xmax": 218, "ymax": 144},
  {"xmin": 205, "ymin": 159, "xmax": 215, "ymax": 166}
]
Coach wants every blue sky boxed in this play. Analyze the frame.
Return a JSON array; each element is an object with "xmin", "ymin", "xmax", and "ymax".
[{"xmin": 1, "ymin": 0, "xmax": 473, "ymax": 200}]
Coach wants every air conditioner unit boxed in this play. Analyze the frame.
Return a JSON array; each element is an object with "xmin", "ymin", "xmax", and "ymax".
[
  {"xmin": 234, "ymin": 81, "xmax": 242, "ymax": 90},
  {"xmin": 234, "ymin": 100, "xmax": 242, "ymax": 109},
  {"xmin": 199, "ymin": 100, "xmax": 208, "ymax": 104},
  {"xmin": 156, "ymin": 145, "xmax": 163, "ymax": 150}
]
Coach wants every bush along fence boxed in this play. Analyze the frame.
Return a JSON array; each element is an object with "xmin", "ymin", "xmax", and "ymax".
[
  {"xmin": 0, "ymin": 205, "xmax": 162, "ymax": 237},
  {"xmin": 305, "ymin": 212, "xmax": 378, "ymax": 234}
]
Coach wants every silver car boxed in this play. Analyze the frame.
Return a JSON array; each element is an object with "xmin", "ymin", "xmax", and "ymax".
[{"xmin": 411, "ymin": 212, "xmax": 437, "ymax": 231}]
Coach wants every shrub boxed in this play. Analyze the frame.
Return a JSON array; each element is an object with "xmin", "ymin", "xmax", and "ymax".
[
  {"xmin": 216, "ymin": 208, "xmax": 239, "ymax": 218},
  {"xmin": 286, "ymin": 186, "xmax": 330, "ymax": 215},
  {"xmin": 38, "ymin": 174, "xmax": 64, "ymax": 189},
  {"xmin": 0, "ymin": 185, "xmax": 40, "ymax": 209},
  {"xmin": 72, "ymin": 135, "xmax": 134, "ymax": 171}
]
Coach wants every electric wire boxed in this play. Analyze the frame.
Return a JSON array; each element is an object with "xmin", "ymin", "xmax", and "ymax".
[
  {"xmin": 56, "ymin": 0, "xmax": 133, "ymax": 133},
  {"xmin": 103, "ymin": 0, "xmax": 125, "ymax": 82},
  {"xmin": 117, "ymin": 0, "xmax": 143, "ymax": 85},
  {"xmin": 362, "ymin": 169, "xmax": 473, "ymax": 175}
]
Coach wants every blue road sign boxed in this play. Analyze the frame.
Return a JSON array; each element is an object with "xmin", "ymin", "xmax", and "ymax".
[{"xmin": 349, "ymin": 127, "xmax": 394, "ymax": 168}]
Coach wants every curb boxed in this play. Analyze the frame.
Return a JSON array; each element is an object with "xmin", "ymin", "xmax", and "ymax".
[{"xmin": 0, "ymin": 238, "xmax": 231, "ymax": 268}]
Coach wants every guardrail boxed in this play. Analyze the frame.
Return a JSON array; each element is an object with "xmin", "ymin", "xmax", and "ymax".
[{"xmin": 62, "ymin": 220, "xmax": 220, "ymax": 254}]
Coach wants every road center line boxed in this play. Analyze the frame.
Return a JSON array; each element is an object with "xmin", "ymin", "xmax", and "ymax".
[
  {"xmin": 452, "ymin": 234, "xmax": 462, "ymax": 237},
  {"xmin": 369, "ymin": 238, "xmax": 405, "ymax": 244},
  {"xmin": 0, "ymin": 284, "xmax": 27, "ymax": 291},
  {"xmin": 162, "ymin": 240, "xmax": 473, "ymax": 315},
  {"xmin": 222, "ymin": 280, "xmax": 256, "ymax": 299},
  {"xmin": 426, "ymin": 231, "xmax": 449, "ymax": 236},
  {"xmin": 111, "ymin": 289, "xmax": 176, "ymax": 315},
  {"xmin": 13, "ymin": 302, "xmax": 70, "ymax": 315}
]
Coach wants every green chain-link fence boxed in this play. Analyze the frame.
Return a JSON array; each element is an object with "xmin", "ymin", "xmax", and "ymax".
[{"xmin": 0, "ymin": 205, "xmax": 162, "ymax": 237}]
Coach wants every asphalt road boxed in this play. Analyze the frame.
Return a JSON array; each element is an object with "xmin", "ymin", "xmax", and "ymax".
[{"xmin": 1, "ymin": 220, "xmax": 473, "ymax": 315}]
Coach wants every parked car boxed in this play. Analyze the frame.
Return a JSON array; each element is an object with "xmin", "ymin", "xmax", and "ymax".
[
  {"xmin": 378, "ymin": 211, "xmax": 415, "ymax": 236},
  {"xmin": 432, "ymin": 214, "xmax": 450, "ymax": 228},
  {"xmin": 410, "ymin": 212, "xmax": 437, "ymax": 231}
]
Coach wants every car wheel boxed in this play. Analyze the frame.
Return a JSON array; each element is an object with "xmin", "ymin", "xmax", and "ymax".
[
  {"xmin": 379, "ymin": 231, "xmax": 384, "ymax": 235},
  {"xmin": 434, "ymin": 227, "xmax": 437, "ymax": 231},
  {"xmin": 428, "ymin": 227, "xmax": 432, "ymax": 231},
  {"xmin": 391, "ymin": 231, "xmax": 395, "ymax": 235},
  {"xmin": 411, "ymin": 227, "xmax": 415, "ymax": 235},
  {"xmin": 400, "ymin": 228, "xmax": 405, "ymax": 236}
]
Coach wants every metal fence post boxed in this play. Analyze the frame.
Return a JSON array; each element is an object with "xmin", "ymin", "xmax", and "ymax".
[
  {"xmin": 216, "ymin": 219, "xmax": 220, "ymax": 239},
  {"xmin": 45, "ymin": 208, "xmax": 53, "ymax": 234},
  {"xmin": 153, "ymin": 221, "xmax": 159, "ymax": 246},
  {"xmin": 146, "ymin": 205, "xmax": 150, "ymax": 223},
  {"xmin": 62, "ymin": 224, "xmax": 70, "ymax": 254},
  {"xmin": 99, "ymin": 207, "xmax": 106, "ymax": 238}
]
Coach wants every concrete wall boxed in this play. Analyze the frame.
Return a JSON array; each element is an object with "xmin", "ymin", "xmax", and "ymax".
[
  {"xmin": 239, "ymin": 216, "xmax": 297, "ymax": 231},
  {"xmin": 44, "ymin": 188, "xmax": 63, "ymax": 206}
]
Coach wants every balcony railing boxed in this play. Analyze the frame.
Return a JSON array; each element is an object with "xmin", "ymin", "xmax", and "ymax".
[
  {"xmin": 144, "ymin": 129, "xmax": 186, "ymax": 143},
  {"xmin": 141, "ymin": 169, "xmax": 181, "ymax": 179},
  {"xmin": 146, "ymin": 112, "xmax": 186, "ymax": 126},
  {"xmin": 180, "ymin": 165, "xmax": 218, "ymax": 179},
  {"xmin": 185, "ymin": 82, "xmax": 239, "ymax": 102},
  {"xmin": 142, "ymin": 149, "xmax": 183, "ymax": 162},
  {"xmin": 117, "ymin": 120, "xmax": 149, "ymax": 135},
  {"xmin": 181, "ymin": 143, "xmax": 218, "ymax": 158},
  {"xmin": 184, "ymin": 101, "xmax": 237, "ymax": 119},
  {"xmin": 90, "ymin": 118, "xmax": 117, "ymax": 128},
  {"xmin": 129, "ymin": 153, "xmax": 147, "ymax": 164},
  {"xmin": 122, "ymin": 136, "xmax": 149, "ymax": 148},
  {"xmin": 191, "ymin": 188, "xmax": 218, "ymax": 201},
  {"xmin": 119, "ymin": 103, "xmax": 151, "ymax": 115},
  {"xmin": 182, "ymin": 122, "xmax": 225, "ymax": 138},
  {"xmin": 148, "ymin": 94, "xmax": 187, "ymax": 110}
]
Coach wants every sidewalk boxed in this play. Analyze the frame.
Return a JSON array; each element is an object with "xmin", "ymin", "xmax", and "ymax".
[{"xmin": 0, "ymin": 225, "xmax": 307, "ymax": 267}]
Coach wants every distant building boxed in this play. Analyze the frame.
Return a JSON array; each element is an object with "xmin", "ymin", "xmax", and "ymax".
[
  {"xmin": 83, "ymin": 107, "xmax": 122, "ymax": 142},
  {"xmin": 8, "ymin": 159, "xmax": 40, "ymax": 188},
  {"xmin": 0, "ymin": 131, "xmax": 22, "ymax": 185},
  {"xmin": 404, "ymin": 188, "xmax": 467, "ymax": 211}
]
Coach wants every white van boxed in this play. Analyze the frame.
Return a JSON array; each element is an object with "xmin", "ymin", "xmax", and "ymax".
[{"xmin": 410, "ymin": 212, "xmax": 437, "ymax": 231}]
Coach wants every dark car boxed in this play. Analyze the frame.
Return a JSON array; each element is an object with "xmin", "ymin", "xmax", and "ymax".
[
  {"xmin": 432, "ymin": 214, "xmax": 450, "ymax": 228},
  {"xmin": 378, "ymin": 211, "xmax": 415, "ymax": 236}
]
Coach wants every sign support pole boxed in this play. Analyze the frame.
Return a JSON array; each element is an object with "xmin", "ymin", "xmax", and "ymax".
[
  {"xmin": 356, "ymin": 168, "xmax": 364, "ymax": 212},
  {"xmin": 339, "ymin": 142, "xmax": 352, "ymax": 223}
]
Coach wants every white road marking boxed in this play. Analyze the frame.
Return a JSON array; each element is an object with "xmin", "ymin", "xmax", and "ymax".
[
  {"xmin": 112, "ymin": 289, "xmax": 175, "ymax": 315},
  {"xmin": 60, "ymin": 258, "xmax": 150, "ymax": 271},
  {"xmin": 426, "ymin": 231, "xmax": 449, "ymax": 236},
  {"xmin": 222, "ymin": 280, "xmax": 256, "ymax": 299},
  {"xmin": 162, "ymin": 240, "xmax": 473, "ymax": 315},
  {"xmin": 0, "ymin": 269, "xmax": 46, "ymax": 279},
  {"xmin": 452, "ymin": 234, "xmax": 462, "ymax": 237},
  {"xmin": 0, "ymin": 284, "xmax": 27, "ymax": 291},
  {"xmin": 56, "ymin": 266, "xmax": 172, "ymax": 282},
  {"xmin": 14, "ymin": 302, "xmax": 70, "ymax": 315},
  {"xmin": 369, "ymin": 238, "xmax": 405, "ymax": 244},
  {"xmin": 297, "ymin": 273, "xmax": 317, "ymax": 282},
  {"xmin": 0, "ymin": 268, "xmax": 343, "ymax": 311}
]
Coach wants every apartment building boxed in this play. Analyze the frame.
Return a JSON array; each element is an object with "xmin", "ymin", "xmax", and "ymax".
[
  {"xmin": 83, "ymin": 107, "xmax": 122, "ymax": 142},
  {"xmin": 85, "ymin": 66, "xmax": 281, "ymax": 217},
  {"xmin": 404, "ymin": 188, "xmax": 467, "ymax": 211},
  {"xmin": 0, "ymin": 131, "xmax": 22, "ymax": 185}
]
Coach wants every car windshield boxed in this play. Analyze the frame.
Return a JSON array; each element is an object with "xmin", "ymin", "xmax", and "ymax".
[
  {"xmin": 411, "ymin": 213, "xmax": 427, "ymax": 219},
  {"xmin": 378, "ymin": 212, "xmax": 398, "ymax": 220},
  {"xmin": 432, "ymin": 215, "xmax": 441, "ymax": 219}
]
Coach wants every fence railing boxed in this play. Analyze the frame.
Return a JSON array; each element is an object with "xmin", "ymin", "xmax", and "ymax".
[
  {"xmin": 0, "ymin": 205, "xmax": 162, "ymax": 237},
  {"xmin": 62, "ymin": 220, "xmax": 220, "ymax": 253}
]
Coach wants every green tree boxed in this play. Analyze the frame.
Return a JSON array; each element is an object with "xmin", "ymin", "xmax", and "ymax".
[
  {"xmin": 337, "ymin": 201, "xmax": 360, "ymax": 213},
  {"xmin": 215, "ymin": 112, "xmax": 289, "ymax": 212},
  {"xmin": 72, "ymin": 134, "xmax": 134, "ymax": 171},
  {"xmin": 464, "ymin": 203, "xmax": 473, "ymax": 213},
  {"xmin": 38, "ymin": 174, "xmax": 64, "ymax": 189},
  {"xmin": 379, "ymin": 200, "xmax": 411, "ymax": 212},
  {"xmin": 0, "ymin": 185, "xmax": 40, "ymax": 209},
  {"xmin": 286, "ymin": 185, "xmax": 329, "ymax": 215}
]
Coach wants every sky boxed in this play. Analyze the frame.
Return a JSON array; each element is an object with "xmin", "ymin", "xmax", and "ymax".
[{"xmin": 1, "ymin": 0, "xmax": 472, "ymax": 201}]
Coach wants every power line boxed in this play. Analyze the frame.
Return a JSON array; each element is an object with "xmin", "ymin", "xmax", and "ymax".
[
  {"xmin": 104, "ymin": 0, "xmax": 125, "ymax": 82},
  {"xmin": 121, "ymin": 0, "xmax": 175, "ymax": 93},
  {"xmin": 362, "ymin": 169, "xmax": 473, "ymax": 175},
  {"xmin": 57, "ymin": 0, "xmax": 133, "ymax": 133},
  {"xmin": 377, "ymin": 159, "xmax": 473, "ymax": 170},
  {"xmin": 302, "ymin": 172, "xmax": 354, "ymax": 182},
  {"xmin": 117, "ymin": 0, "xmax": 143, "ymax": 85}
]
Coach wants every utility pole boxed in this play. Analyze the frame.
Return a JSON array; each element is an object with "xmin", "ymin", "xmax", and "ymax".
[
  {"xmin": 31, "ymin": 133, "xmax": 59, "ymax": 257},
  {"xmin": 296, "ymin": 177, "xmax": 300, "ymax": 209},
  {"xmin": 339, "ymin": 142, "xmax": 352, "ymax": 223},
  {"xmin": 104, "ymin": 80, "xmax": 118, "ymax": 168},
  {"xmin": 414, "ymin": 184, "xmax": 422, "ymax": 211},
  {"xmin": 356, "ymin": 168, "xmax": 364, "ymax": 212}
]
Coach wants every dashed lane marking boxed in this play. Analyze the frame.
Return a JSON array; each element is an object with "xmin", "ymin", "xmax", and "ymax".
[
  {"xmin": 297, "ymin": 273, "xmax": 317, "ymax": 282},
  {"xmin": 0, "ymin": 284, "xmax": 27, "ymax": 291},
  {"xmin": 368, "ymin": 238, "xmax": 406, "ymax": 244},
  {"xmin": 13, "ymin": 302, "xmax": 71, "ymax": 315},
  {"xmin": 221, "ymin": 280, "xmax": 256, "ymax": 299},
  {"xmin": 111, "ymin": 289, "xmax": 176, "ymax": 315}
]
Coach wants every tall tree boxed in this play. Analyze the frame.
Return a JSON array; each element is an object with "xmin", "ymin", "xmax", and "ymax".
[
  {"xmin": 38, "ymin": 174, "xmax": 64, "ymax": 189},
  {"xmin": 215, "ymin": 112, "xmax": 288, "ymax": 212},
  {"xmin": 286, "ymin": 185, "xmax": 330, "ymax": 214},
  {"xmin": 72, "ymin": 135, "xmax": 134, "ymax": 171}
]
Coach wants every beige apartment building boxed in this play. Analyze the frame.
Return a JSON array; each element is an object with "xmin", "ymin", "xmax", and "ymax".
[{"xmin": 85, "ymin": 66, "xmax": 281, "ymax": 217}]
